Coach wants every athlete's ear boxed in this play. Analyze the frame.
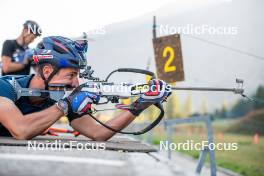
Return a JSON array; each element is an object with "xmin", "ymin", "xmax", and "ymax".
[{"xmin": 42, "ymin": 64, "xmax": 54, "ymax": 79}]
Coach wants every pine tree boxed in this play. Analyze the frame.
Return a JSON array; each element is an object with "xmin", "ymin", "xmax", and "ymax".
[
  {"xmin": 164, "ymin": 91, "xmax": 181, "ymax": 119},
  {"xmin": 220, "ymin": 101, "xmax": 228, "ymax": 118},
  {"xmin": 200, "ymin": 98, "xmax": 208, "ymax": 115},
  {"xmin": 182, "ymin": 92, "xmax": 193, "ymax": 117}
]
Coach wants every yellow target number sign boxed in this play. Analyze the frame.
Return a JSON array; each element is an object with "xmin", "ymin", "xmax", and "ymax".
[{"xmin": 153, "ymin": 34, "xmax": 184, "ymax": 83}]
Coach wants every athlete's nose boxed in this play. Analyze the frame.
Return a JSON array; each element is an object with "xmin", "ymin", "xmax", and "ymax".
[{"xmin": 71, "ymin": 77, "xmax": 79, "ymax": 88}]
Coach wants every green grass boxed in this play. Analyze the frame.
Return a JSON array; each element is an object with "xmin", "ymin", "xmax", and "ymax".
[{"xmin": 147, "ymin": 126, "xmax": 264, "ymax": 176}]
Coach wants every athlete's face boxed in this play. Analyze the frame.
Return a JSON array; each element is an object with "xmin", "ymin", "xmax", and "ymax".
[
  {"xmin": 48, "ymin": 67, "xmax": 80, "ymax": 90},
  {"xmin": 24, "ymin": 34, "xmax": 36, "ymax": 45},
  {"xmin": 22, "ymin": 29, "xmax": 37, "ymax": 45}
]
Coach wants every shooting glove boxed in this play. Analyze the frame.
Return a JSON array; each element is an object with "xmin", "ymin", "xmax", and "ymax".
[
  {"xmin": 129, "ymin": 79, "xmax": 171, "ymax": 116},
  {"xmin": 60, "ymin": 90, "xmax": 100, "ymax": 122}
]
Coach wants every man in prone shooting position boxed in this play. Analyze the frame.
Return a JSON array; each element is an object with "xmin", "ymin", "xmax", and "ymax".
[{"xmin": 0, "ymin": 36, "xmax": 170, "ymax": 141}]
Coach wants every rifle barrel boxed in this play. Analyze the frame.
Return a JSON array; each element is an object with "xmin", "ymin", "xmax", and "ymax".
[{"xmin": 171, "ymin": 86, "xmax": 243, "ymax": 94}]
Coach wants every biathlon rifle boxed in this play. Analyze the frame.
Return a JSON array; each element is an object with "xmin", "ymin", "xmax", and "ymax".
[{"xmin": 10, "ymin": 66, "xmax": 244, "ymax": 135}]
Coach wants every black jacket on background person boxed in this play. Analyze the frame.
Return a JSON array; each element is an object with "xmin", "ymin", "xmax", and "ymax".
[{"xmin": 1, "ymin": 39, "xmax": 30, "ymax": 75}]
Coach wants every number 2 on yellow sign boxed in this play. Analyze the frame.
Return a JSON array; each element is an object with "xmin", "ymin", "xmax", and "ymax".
[{"xmin": 163, "ymin": 46, "xmax": 176, "ymax": 73}]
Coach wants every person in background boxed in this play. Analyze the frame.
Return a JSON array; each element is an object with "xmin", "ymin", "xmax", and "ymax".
[{"xmin": 1, "ymin": 20, "xmax": 41, "ymax": 76}]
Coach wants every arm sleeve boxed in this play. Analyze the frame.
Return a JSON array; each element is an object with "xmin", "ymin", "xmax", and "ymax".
[
  {"xmin": 1, "ymin": 40, "xmax": 13, "ymax": 58},
  {"xmin": 0, "ymin": 79, "xmax": 16, "ymax": 102}
]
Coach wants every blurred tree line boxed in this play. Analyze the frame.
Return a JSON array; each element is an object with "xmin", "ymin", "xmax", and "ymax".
[{"xmin": 213, "ymin": 85, "xmax": 264, "ymax": 119}]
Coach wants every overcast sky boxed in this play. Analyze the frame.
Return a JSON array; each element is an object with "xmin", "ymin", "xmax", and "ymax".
[
  {"xmin": 3, "ymin": 0, "xmax": 261, "ymax": 113},
  {"xmin": 0, "ymin": 0, "xmax": 225, "ymax": 48}
]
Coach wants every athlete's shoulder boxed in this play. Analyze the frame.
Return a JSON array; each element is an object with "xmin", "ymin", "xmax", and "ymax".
[
  {"xmin": 0, "ymin": 75, "xmax": 34, "ymax": 100},
  {"xmin": 0, "ymin": 77, "xmax": 16, "ymax": 102},
  {"xmin": 16, "ymin": 75, "xmax": 34, "ymax": 88}
]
